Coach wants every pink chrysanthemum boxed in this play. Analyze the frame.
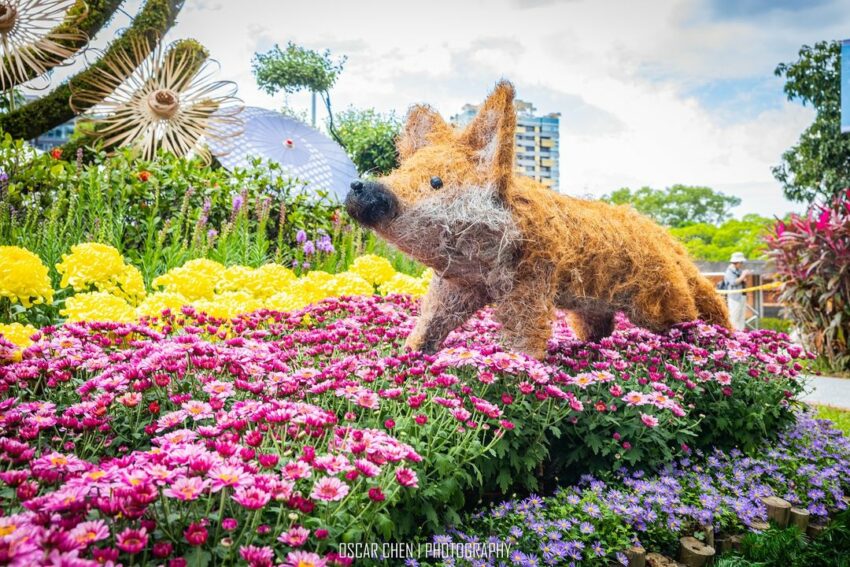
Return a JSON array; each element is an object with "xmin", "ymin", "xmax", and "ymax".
[
  {"xmin": 277, "ymin": 525, "xmax": 310, "ymax": 547},
  {"xmin": 310, "ymin": 477, "xmax": 349, "ymax": 502},
  {"xmin": 284, "ymin": 550, "xmax": 327, "ymax": 567},
  {"xmin": 233, "ymin": 486, "xmax": 271, "ymax": 510},
  {"xmin": 640, "ymin": 413, "xmax": 659, "ymax": 428},
  {"xmin": 163, "ymin": 476, "xmax": 208, "ymax": 501},
  {"xmin": 208, "ymin": 464, "xmax": 252, "ymax": 492},
  {"xmin": 116, "ymin": 527, "xmax": 148, "ymax": 554},
  {"xmin": 395, "ymin": 467, "xmax": 419, "ymax": 488},
  {"xmin": 69, "ymin": 520, "xmax": 109, "ymax": 547}
]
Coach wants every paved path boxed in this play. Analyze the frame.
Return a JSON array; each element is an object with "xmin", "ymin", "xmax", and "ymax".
[{"xmin": 801, "ymin": 375, "xmax": 850, "ymax": 409}]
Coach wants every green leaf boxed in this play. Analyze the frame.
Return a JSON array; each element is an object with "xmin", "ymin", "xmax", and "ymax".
[{"xmin": 183, "ymin": 548, "xmax": 211, "ymax": 567}]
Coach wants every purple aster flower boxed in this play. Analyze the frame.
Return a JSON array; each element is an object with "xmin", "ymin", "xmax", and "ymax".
[
  {"xmin": 583, "ymin": 502, "xmax": 602, "ymax": 518},
  {"xmin": 303, "ymin": 240, "xmax": 316, "ymax": 256},
  {"xmin": 592, "ymin": 541, "xmax": 605, "ymax": 557},
  {"xmin": 296, "ymin": 229, "xmax": 308, "ymax": 243}
]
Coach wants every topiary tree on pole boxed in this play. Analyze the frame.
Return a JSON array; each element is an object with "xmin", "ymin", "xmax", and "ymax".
[{"xmin": 251, "ymin": 41, "xmax": 347, "ymax": 148}]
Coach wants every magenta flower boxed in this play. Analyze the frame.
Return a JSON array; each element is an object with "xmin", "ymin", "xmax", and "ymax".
[
  {"xmin": 208, "ymin": 464, "xmax": 251, "ymax": 492},
  {"xmin": 233, "ymin": 486, "xmax": 271, "ymax": 510},
  {"xmin": 395, "ymin": 467, "xmax": 419, "ymax": 488},
  {"xmin": 184, "ymin": 522, "xmax": 208, "ymax": 546},
  {"xmin": 68, "ymin": 520, "xmax": 109, "ymax": 547},
  {"xmin": 240, "ymin": 545, "xmax": 275, "ymax": 567},
  {"xmin": 282, "ymin": 461, "xmax": 313, "ymax": 481},
  {"xmin": 277, "ymin": 525, "xmax": 309, "ymax": 547},
  {"xmin": 116, "ymin": 527, "xmax": 148, "ymax": 554},
  {"xmin": 310, "ymin": 477, "xmax": 349, "ymax": 502},
  {"xmin": 163, "ymin": 476, "xmax": 208, "ymax": 501},
  {"xmin": 284, "ymin": 550, "xmax": 327, "ymax": 567},
  {"xmin": 640, "ymin": 413, "xmax": 659, "ymax": 428}
]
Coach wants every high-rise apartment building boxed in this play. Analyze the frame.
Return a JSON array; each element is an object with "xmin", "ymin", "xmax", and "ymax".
[{"xmin": 451, "ymin": 99, "xmax": 560, "ymax": 190}]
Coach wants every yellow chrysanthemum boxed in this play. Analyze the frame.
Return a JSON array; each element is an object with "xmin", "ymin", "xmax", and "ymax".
[
  {"xmin": 326, "ymin": 272, "xmax": 375, "ymax": 297},
  {"xmin": 193, "ymin": 291, "xmax": 263, "ymax": 320},
  {"xmin": 265, "ymin": 291, "xmax": 310, "ymax": 313},
  {"xmin": 57, "ymin": 243, "xmax": 125, "ymax": 290},
  {"xmin": 0, "ymin": 323, "xmax": 37, "ymax": 349},
  {"xmin": 249, "ymin": 264, "xmax": 297, "ymax": 298},
  {"xmin": 113, "ymin": 265, "xmax": 147, "ymax": 305},
  {"xmin": 152, "ymin": 258, "xmax": 225, "ymax": 300},
  {"xmin": 0, "ymin": 322, "xmax": 37, "ymax": 363},
  {"xmin": 286, "ymin": 271, "xmax": 336, "ymax": 305},
  {"xmin": 380, "ymin": 272, "xmax": 431, "ymax": 298},
  {"xmin": 349, "ymin": 255, "xmax": 396, "ymax": 285},
  {"xmin": 136, "ymin": 292, "xmax": 190, "ymax": 319},
  {"xmin": 216, "ymin": 265, "xmax": 255, "ymax": 294},
  {"xmin": 61, "ymin": 292, "xmax": 136, "ymax": 323},
  {"xmin": 0, "ymin": 246, "xmax": 54, "ymax": 307}
]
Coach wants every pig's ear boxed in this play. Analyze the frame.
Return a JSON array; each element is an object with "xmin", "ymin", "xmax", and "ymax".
[
  {"xmin": 460, "ymin": 80, "xmax": 516, "ymax": 196},
  {"xmin": 397, "ymin": 105, "xmax": 450, "ymax": 160}
]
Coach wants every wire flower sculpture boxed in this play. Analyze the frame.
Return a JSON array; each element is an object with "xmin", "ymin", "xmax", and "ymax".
[
  {"xmin": 70, "ymin": 38, "xmax": 243, "ymax": 163},
  {"xmin": 0, "ymin": 0, "xmax": 87, "ymax": 96}
]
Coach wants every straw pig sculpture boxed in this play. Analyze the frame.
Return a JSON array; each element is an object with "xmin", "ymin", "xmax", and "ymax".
[{"xmin": 345, "ymin": 81, "xmax": 731, "ymax": 359}]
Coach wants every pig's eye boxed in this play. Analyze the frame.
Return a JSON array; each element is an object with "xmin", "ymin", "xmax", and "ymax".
[{"xmin": 430, "ymin": 176, "xmax": 443, "ymax": 190}]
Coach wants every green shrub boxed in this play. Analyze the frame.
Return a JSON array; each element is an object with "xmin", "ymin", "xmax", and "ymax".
[{"xmin": 759, "ymin": 317, "xmax": 793, "ymax": 333}]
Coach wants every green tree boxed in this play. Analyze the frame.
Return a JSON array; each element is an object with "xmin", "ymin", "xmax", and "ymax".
[
  {"xmin": 252, "ymin": 42, "xmax": 347, "ymax": 146},
  {"xmin": 602, "ymin": 184, "xmax": 741, "ymax": 228},
  {"xmin": 773, "ymin": 41, "xmax": 850, "ymax": 204},
  {"xmin": 335, "ymin": 108, "xmax": 400, "ymax": 176},
  {"xmin": 669, "ymin": 214, "xmax": 776, "ymax": 261}
]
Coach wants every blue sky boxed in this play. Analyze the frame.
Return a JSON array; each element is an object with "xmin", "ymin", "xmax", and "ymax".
[{"xmin": 55, "ymin": 0, "xmax": 850, "ymax": 217}]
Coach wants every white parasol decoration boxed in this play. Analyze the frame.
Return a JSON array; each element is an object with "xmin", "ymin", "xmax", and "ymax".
[{"xmin": 210, "ymin": 106, "xmax": 358, "ymax": 201}]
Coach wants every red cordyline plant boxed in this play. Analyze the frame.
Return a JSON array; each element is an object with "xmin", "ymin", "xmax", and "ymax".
[{"xmin": 765, "ymin": 188, "xmax": 850, "ymax": 371}]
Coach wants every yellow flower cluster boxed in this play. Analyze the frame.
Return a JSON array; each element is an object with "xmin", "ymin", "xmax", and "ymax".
[
  {"xmin": 0, "ymin": 322, "xmax": 37, "ymax": 348},
  {"xmin": 151, "ymin": 258, "xmax": 225, "ymax": 301},
  {"xmin": 2, "ymin": 242, "xmax": 433, "ymax": 325},
  {"xmin": 61, "ymin": 291, "xmax": 137, "ymax": 323},
  {"xmin": 0, "ymin": 323, "xmax": 37, "ymax": 362},
  {"xmin": 0, "ymin": 246, "xmax": 54, "ymax": 307},
  {"xmin": 56, "ymin": 243, "xmax": 146, "ymax": 304},
  {"xmin": 139, "ymin": 256, "xmax": 431, "ymax": 321},
  {"xmin": 349, "ymin": 255, "xmax": 396, "ymax": 285},
  {"xmin": 380, "ymin": 270, "xmax": 434, "ymax": 297}
]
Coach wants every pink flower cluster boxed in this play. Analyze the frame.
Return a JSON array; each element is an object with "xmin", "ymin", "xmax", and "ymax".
[{"xmin": 0, "ymin": 294, "xmax": 808, "ymax": 564}]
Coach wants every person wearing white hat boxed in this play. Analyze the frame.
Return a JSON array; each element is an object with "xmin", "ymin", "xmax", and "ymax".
[{"xmin": 723, "ymin": 252, "xmax": 750, "ymax": 330}]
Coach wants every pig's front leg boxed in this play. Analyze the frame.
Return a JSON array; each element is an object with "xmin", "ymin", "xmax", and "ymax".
[
  {"xmin": 494, "ymin": 275, "xmax": 555, "ymax": 360},
  {"xmin": 404, "ymin": 276, "xmax": 488, "ymax": 355}
]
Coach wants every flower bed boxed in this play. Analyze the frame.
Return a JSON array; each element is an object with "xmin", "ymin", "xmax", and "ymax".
[
  {"xmin": 0, "ymin": 295, "xmax": 807, "ymax": 565},
  {"xmin": 0, "ymin": 247, "xmax": 430, "ymax": 340},
  {"xmin": 432, "ymin": 412, "xmax": 850, "ymax": 566}
]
